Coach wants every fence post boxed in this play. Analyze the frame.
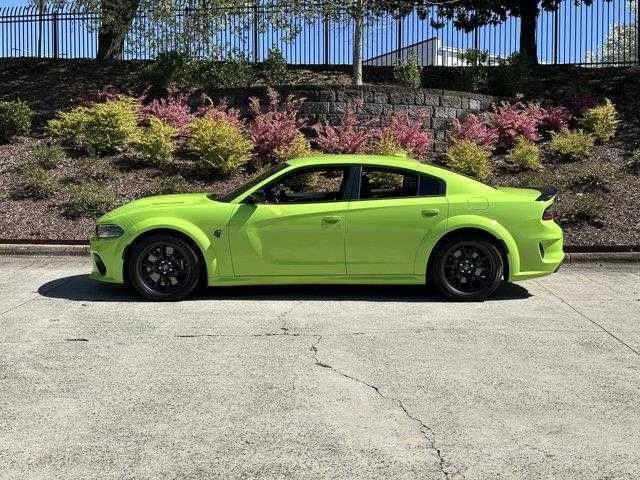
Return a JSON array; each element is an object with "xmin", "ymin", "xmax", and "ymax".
[
  {"xmin": 396, "ymin": 16, "xmax": 402, "ymax": 60},
  {"xmin": 52, "ymin": 11, "xmax": 59, "ymax": 59},
  {"xmin": 636, "ymin": 0, "xmax": 639, "ymax": 65},
  {"xmin": 553, "ymin": 8, "xmax": 559, "ymax": 64},
  {"xmin": 252, "ymin": 2, "xmax": 258, "ymax": 63},
  {"xmin": 323, "ymin": 13, "xmax": 329, "ymax": 65}
]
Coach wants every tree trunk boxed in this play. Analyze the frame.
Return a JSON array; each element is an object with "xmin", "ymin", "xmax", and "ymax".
[
  {"xmin": 519, "ymin": 0, "xmax": 539, "ymax": 64},
  {"xmin": 96, "ymin": 0, "xmax": 140, "ymax": 61},
  {"xmin": 352, "ymin": 0, "xmax": 364, "ymax": 86}
]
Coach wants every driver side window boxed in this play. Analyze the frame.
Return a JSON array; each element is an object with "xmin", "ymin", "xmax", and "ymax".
[{"xmin": 262, "ymin": 167, "xmax": 348, "ymax": 204}]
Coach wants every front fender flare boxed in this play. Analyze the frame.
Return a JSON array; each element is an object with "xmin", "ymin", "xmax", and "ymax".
[{"xmin": 124, "ymin": 217, "xmax": 212, "ymax": 255}]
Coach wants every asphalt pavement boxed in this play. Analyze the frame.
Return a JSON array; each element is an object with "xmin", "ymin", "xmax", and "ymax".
[{"xmin": 0, "ymin": 255, "xmax": 639, "ymax": 480}]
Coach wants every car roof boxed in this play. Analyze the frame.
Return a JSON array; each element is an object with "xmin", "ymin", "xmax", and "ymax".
[{"xmin": 285, "ymin": 154, "xmax": 456, "ymax": 178}]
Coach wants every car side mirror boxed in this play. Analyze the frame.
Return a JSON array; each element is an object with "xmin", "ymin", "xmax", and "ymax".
[{"xmin": 245, "ymin": 189, "xmax": 267, "ymax": 204}]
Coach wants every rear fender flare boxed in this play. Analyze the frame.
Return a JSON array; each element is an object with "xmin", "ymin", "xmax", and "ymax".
[{"xmin": 415, "ymin": 215, "xmax": 520, "ymax": 280}]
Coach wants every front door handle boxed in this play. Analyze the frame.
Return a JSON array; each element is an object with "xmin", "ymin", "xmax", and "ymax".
[
  {"xmin": 421, "ymin": 208, "xmax": 440, "ymax": 218},
  {"xmin": 322, "ymin": 215, "xmax": 341, "ymax": 224}
]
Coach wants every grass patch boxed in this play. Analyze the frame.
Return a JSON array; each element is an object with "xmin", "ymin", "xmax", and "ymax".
[
  {"xmin": 61, "ymin": 183, "xmax": 116, "ymax": 218},
  {"xmin": 16, "ymin": 165, "xmax": 59, "ymax": 199}
]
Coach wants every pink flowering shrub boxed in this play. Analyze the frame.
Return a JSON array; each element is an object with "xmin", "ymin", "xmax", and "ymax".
[
  {"xmin": 491, "ymin": 101, "xmax": 542, "ymax": 147},
  {"xmin": 140, "ymin": 88, "xmax": 242, "ymax": 132},
  {"xmin": 376, "ymin": 111, "xmax": 433, "ymax": 159},
  {"xmin": 538, "ymin": 105, "xmax": 571, "ymax": 133},
  {"xmin": 451, "ymin": 113, "xmax": 499, "ymax": 150},
  {"xmin": 314, "ymin": 99, "xmax": 377, "ymax": 154},
  {"xmin": 141, "ymin": 92, "xmax": 193, "ymax": 129},
  {"xmin": 249, "ymin": 88, "xmax": 307, "ymax": 162},
  {"xmin": 197, "ymin": 101, "xmax": 243, "ymax": 129}
]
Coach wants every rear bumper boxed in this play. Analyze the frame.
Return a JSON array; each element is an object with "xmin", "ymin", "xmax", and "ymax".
[{"xmin": 510, "ymin": 222, "xmax": 564, "ymax": 282}]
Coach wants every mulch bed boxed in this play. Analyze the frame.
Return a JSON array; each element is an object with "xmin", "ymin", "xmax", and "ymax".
[{"xmin": 1, "ymin": 135, "xmax": 639, "ymax": 245}]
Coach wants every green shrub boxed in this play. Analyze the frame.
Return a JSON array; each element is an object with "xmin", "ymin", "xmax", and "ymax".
[
  {"xmin": 149, "ymin": 175, "xmax": 193, "ymax": 195},
  {"xmin": 48, "ymin": 98, "xmax": 140, "ymax": 155},
  {"xmin": 505, "ymin": 137, "xmax": 540, "ymax": 170},
  {"xmin": 61, "ymin": 183, "xmax": 116, "ymax": 218},
  {"xmin": 393, "ymin": 53, "xmax": 421, "ymax": 89},
  {"xmin": 456, "ymin": 49, "xmax": 489, "ymax": 92},
  {"xmin": 134, "ymin": 117, "xmax": 177, "ymax": 165},
  {"xmin": 31, "ymin": 144, "xmax": 66, "ymax": 169},
  {"xmin": 557, "ymin": 193, "xmax": 605, "ymax": 227},
  {"xmin": 0, "ymin": 101, "xmax": 32, "ymax": 143},
  {"xmin": 196, "ymin": 55, "xmax": 255, "ymax": 89},
  {"xmin": 373, "ymin": 132, "xmax": 407, "ymax": 157},
  {"xmin": 18, "ymin": 165, "xmax": 59, "ymax": 199},
  {"xmin": 146, "ymin": 50, "xmax": 193, "ymax": 89},
  {"xmin": 187, "ymin": 116, "xmax": 252, "ymax": 175},
  {"xmin": 549, "ymin": 130, "xmax": 595, "ymax": 161},
  {"xmin": 273, "ymin": 133, "xmax": 311, "ymax": 162},
  {"xmin": 488, "ymin": 52, "xmax": 533, "ymax": 96},
  {"xmin": 46, "ymin": 107, "xmax": 92, "ymax": 151},
  {"xmin": 74, "ymin": 158, "xmax": 117, "ymax": 182},
  {"xmin": 261, "ymin": 47, "xmax": 288, "ymax": 85},
  {"xmin": 581, "ymin": 99, "xmax": 619, "ymax": 143},
  {"xmin": 444, "ymin": 140, "xmax": 491, "ymax": 181}
]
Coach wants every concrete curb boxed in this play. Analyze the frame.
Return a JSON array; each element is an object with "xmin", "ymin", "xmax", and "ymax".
[
  {"xmin": 564, "ymin": 251, "xmax": 640, "ymax": 264},
  {"xmin": 0, "ymin": 243, "xmax": 639, "ymax": 263},
  {"xmin": 0, "ymin": 244, "xmax": 90, "ymax": 256}
]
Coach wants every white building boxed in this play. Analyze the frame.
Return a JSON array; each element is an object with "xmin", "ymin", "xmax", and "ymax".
[{"xmin": 364, "ymin": 37, "xmax": 501, "ymax": 66}]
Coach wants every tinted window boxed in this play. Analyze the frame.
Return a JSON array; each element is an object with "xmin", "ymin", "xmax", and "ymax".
[
  {"xmin": 217, "ymin": 163, "xmax": 288, "ymax": 202},
  {"xmin": 359, "ymin": 167, "xmax": 418, "ymax": 199},
  {"xmin": 419, "ymin": 174, "xmax": 446, "ymax": 196},
  {"xmin": 262, "ymin": 167, "xmax": 348, "ymax": 204}
]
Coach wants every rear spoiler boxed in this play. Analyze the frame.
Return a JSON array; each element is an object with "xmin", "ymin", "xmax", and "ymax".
[{"xmin": 533, "ymin": 187, "xmax": 558, "ymax": 202}]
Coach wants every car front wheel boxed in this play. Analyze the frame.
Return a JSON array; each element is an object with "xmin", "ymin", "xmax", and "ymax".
[
  {"xmin": 128, "ymin": 234, "xmax": 201, "ymax": 301},
  {"xmin": 430, "ymin": 236, "xmax": 504, "ymax": 302}
]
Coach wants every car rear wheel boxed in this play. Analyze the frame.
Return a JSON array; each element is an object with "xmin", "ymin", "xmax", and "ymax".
[
  {"xmin": 128, "ymin": 234, "xmax": 201, "ymax": 301},
  {"xmin": 430, "ymin": 236, "xmax": 503, "ymax": 302}
]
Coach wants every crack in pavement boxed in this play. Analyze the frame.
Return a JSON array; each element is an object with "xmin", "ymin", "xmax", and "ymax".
[
  {"xmin": 310, "ymin": 335, "xmax": 465, "ymax": 480},
  {"xmin": 536, "ymin": 281, "xmax": 640, "ymax": 358}
]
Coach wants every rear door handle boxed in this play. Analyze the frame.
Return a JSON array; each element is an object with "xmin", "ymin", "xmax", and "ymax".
[
  {"xmin": 421, "ymin": 208, "xmax": 440, "ymax": 218},
  {"xmin": 322, "ymin": 215, "xmax": 341, "ymax": 224}
]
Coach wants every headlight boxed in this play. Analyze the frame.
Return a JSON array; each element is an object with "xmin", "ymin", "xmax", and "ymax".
[{"xmin": 96, "ymin": 224, "xmax": 124, "ymax": 239}]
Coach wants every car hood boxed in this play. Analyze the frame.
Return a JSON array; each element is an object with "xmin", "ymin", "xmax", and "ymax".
[{"xmin": 98, "ymin": 193, "xmax": 215, "ymax": 222}]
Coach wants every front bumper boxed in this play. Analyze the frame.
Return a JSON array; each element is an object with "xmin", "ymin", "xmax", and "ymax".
[{"xmin": 89, "ymin": 236, "xmax": 126, "ymax": 284}]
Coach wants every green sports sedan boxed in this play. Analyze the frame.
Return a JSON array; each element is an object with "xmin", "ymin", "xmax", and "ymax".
[{"xmin": 90, "ymin": 154, "xmax": 564, "ymax": 301}]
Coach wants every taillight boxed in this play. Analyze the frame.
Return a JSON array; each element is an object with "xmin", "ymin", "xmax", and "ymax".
[{"xmin": 542, "ymin": 205, "xmax": 554, "ymax": 220}]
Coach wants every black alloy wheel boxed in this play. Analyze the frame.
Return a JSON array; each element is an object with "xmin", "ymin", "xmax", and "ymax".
[
  {"xmin": 430, "ymin": 236, "xmax": 503, "ymax": 301},
  {"xmin": 128, "ymin": 234, "xmax": 201, "ymax": 301}
]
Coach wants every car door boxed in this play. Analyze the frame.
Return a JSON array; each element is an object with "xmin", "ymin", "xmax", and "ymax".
[
  {"xmin": 346, "ymin": 165, "xmax": 448, "ymax": 276},
  {"xmin": 228, "ymin": 165, "xmax": 350, "ymax": 277}
]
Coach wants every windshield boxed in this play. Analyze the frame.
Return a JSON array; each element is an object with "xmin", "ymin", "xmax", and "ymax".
[{"xmin": 214, "ymin": 163, "xmax": 289, "ymax": 203}]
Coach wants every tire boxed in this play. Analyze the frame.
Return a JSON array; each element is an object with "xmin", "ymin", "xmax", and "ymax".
[
  {"xmin": 429, "ymin": 235, "xmax": 504, "ymax": 302},
  {"xmin": 127, "ymin": 234, "xmax": 201, "ymax": 301}
]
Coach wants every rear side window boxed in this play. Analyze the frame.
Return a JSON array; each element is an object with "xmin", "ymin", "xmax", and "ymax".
[
  {"xmin": 359, "ymin": 167, "xmax": 445, "ymax": 199},
  {"xmin": 419, "ymin": 174, "xmax": 446, "ymax": 196}
]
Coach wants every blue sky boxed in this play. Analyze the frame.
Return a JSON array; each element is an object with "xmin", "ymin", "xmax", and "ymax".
[{"xmin": 0, "ymin": 0, "xmax": 636, "ymax": 64}]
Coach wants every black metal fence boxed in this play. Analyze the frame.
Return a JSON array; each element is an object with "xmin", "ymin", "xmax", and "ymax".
[{"xmin": 0, "ymin": 0, "xmax": 638, "ymax": 66}]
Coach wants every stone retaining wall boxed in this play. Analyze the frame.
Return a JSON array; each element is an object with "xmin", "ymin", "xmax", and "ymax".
[{"xmin": 207, "ymin": 85, "xmax": 497, "ymax": 152}]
